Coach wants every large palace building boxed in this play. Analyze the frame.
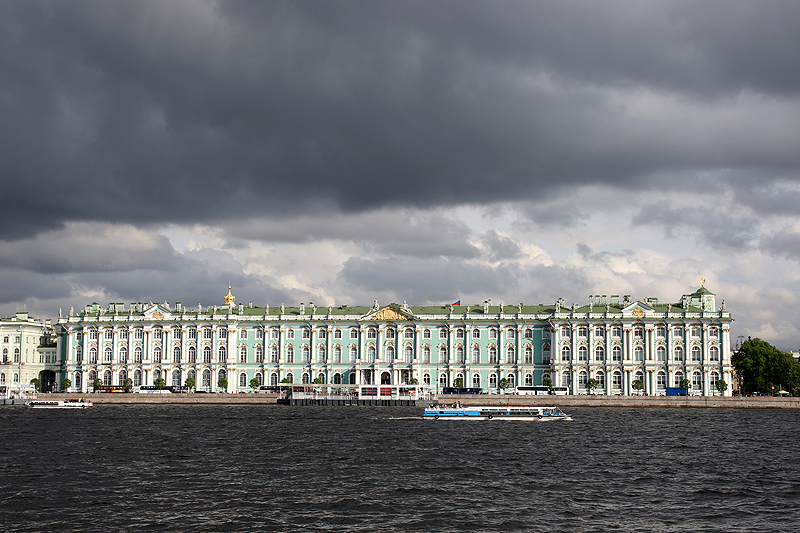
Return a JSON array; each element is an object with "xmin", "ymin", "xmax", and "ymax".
[{"xmin": 54, "ymin": 283, "xmax": 733, "ymax": 396}]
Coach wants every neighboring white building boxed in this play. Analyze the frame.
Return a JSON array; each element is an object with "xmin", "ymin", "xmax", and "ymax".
[
  {"xmin": 0, "ymin": 312, "xmax": 58, "ymax": 396},
  {"xmin": 55, "ymin": 283, "xmax": 734, "ymax": 396}
]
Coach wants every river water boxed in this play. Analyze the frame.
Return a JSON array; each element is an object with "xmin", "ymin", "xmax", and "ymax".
[{"xmin": 1, "ymin": 405, "xmax": 798, "ymax": 532}]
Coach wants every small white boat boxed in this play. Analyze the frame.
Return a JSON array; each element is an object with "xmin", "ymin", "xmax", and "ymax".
[
  {"xmin": 423, "ymin": 405, "xmax": 571, "ymax": 421},
  {"xmin": 25, "ymin": 398, "xmax": 93, "ymax": 409}
]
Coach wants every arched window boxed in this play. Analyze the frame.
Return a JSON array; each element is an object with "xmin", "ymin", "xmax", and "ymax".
[
  {"xmin": 334, "ymin": 345, "xmax": 341, "ymax": 363},
  {"xmin": 203, "ymin": 346, "xmax": 211, "ymax": 364},
  {"xmin": 656, "ymin": 345, "xmax": 666, "ymax": 361},
  {"xmin": 438, "ymin": 345, "xmax": 446, "ymax": 364},
  {"xmin": 301, "ymin": 373, "xmax": 310, "ymax": 384},
  {"xmin": 634, "ymin": 345, "xmax": 643, "ymax": 361},
  {"xmin": 202, "ymin": 369, "xmax": 211, "ymax": 388},
  {"xmin": 596, "ymin": 371, "xmax": 605, "ymax": 390},
  {"xmin": 318, "ymin": 346, "xmax": 326, "ymax": 363},
  {"xmin": 692, "ymin": 345, "xmax": 702, "ymax": 362},
  {"xmin": 270, "ymin": 373, "xmax": 278, "ymax": 386},
  {"xmin": 674, "ymin": 346, "xmax": 684, "ymax": 361},
  {"xmin": 561, "ymin": 371, "xmax": 571, "ymax": 386},
  {"xmin": 470, "ymin": 346, "xmax": 478, "ymax": 364},
  {"xmin": 173, "ymin": 370, "xmax": 182, "ymax": 388},
  {"xmin": 333, "ymin": 373, "xmax": 342, "ymax": 384},
  {"xmin": 367, "ymin": 345, "xmax": 376, "ymax": 362},
  {"xmin": 103, "ymin": 347, "xmax": 112, "ymax": 363},
  {"xmin": 489, "ymin": 346, "xmax": 498, "ymax": 364},
  {"xmin": 657, "ymin": 371, "xmax": 666, "ymax": 390},
  {"xmin": 271, "ymin": 346, "xmax": 279, "ymax": 363},
  {"xmin": 188, "ymin": 346, "xmax": 196, "ymax": 364},
  {"xmin": 578, "ymin": 346, "xmax": 588, "ymax": 361},
  {"xmin": 118, "ymin": 369, "xmax": 127, "ymax": 385},
  {"xmin": 507, "ymin": 374, "xmax": 515, "ymax": 388},
  {"xmin": 133, "ymin": 370, "xmax": 141, "ymax": 387},
  {"xmin": 561, "ymin": 346, "xmax": 571, "ymax": 362},
  {"xmin": 422, "ymin": 345, "xmax": 431, "ymax": 363},
  {"xmin": 302, "ymin": 346, "xmax": 310, "ymax": 363},
  {"xmin": 612, "ymin": 345, "xmax": 621, "ymax": 361},
  {"xmin": 103, "ymin": 370, "xmax": 112, "ymax": 386},
  {"xmin": 692, "ymin": 371, "xmax": 703, "ymax": 391},
  {"xmin": 120, "ymin": 347, "xmax": 128, "ymax": 363},
  {"xmin": 710, "ymin": 371, "xmax": 720, "ymax": 392},
  {"xmin": 89, "ymin": 347, "xmax": 97, "ymax": 364},
  {"xmin": 472, "ymin": 373, "xmax": 481, "ymax": 387},
  {"xmin": 405, "ymin": 328, "xmax": 414, "ymax": 339},
  {"xmin": 349, "ymin": 346, "xmax": 357, "ymax": 361},
  {"xmin": 239, "ymin": 346, "xmax": 248, "ymax": 363},
  {"xmin": 135, "ymin": 347, "xmax": 143, "ymax": 364},
  {"xmin": 612, "ymin": 371, "xmax": 622, "ymax": 390},
  {"xmin": 506, "ymin": 345, "xmax": 515, "ymax": 363},
  {"xmin": 595, "ymin": 345, "xmax": 605, "ymax": 361},
  {"xmin": 404, "ymin": 345, "xmax": 413, "ymax": 363},
  {"xmin": 286, "ymin": 346, "xmax": 294, "ymax": 364},
  {"xmin": 710, "ymin": 346, "xmax": 719, "ymax": 362},
  {"xmin": 674, "ymin": 372, "xmax": 684, "ymax": 387},
  {"xmin": 524, "ymin": 346, "xmax": 533, "ymax": 364},
  {"xmin": 578, "ymin": 370, "xmax": 588, "ymax": 389},
  {"xmin": 173, "ymin": 346, "xmax": 181, "ymax": 364},
  {"xmin": 543, "ymin": 345, "xmax": 551, "ymax": 363},
  {"xmin": 489, "ymin": 373, "xmax": 497, "ymax": 388},
  {"xmin": 255, "ymin": 346, "xmax": 263, "ymax": 363},
  {"xmin": 218, "ymin": 346, "xmax": 226, "ymax": 363},
  {"xmin": 524, "ymin": 373, "xmax": 533, "ymax": 386},
  {"xmin": 153, "ymin": 346, "xmax": 162, "ymax": 362},
  {"xmin": 239, "ymin": 373, "xmax": 247, "ymax": 388}
]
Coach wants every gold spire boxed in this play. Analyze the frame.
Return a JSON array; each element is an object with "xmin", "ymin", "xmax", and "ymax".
[
  {"xmin": 224, "ymin": 282, "xmax": 235, "ymax": 306},
  {"xmin": 701, "ymin": 278, "xmax": 706, "ymax": 287}
]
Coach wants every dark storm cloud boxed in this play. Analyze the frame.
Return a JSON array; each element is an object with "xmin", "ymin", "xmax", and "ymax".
[
  {"xmin": 759, "ymin": 226, "xmax": 800, "ymax": 262},
  {"xmin": 631, "ymin": 202, "xmax": 760, "ymax": 251},
  {"xmin": 2, "ymin": 0, "xmax": 800, "ymax": 239}
]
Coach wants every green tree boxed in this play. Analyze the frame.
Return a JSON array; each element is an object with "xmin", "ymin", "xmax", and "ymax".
[
  {"xmin": 498, "ymin": 378, "xmax": 510, "ymax": 392},
  {"xmin": 218, "ymin": 377, "xmax": 228, "ymax": 392},
  {"xmin": 60, "ymin": 377, "xmax": 72, "ymax": 392},
  {"xmin": 586, "ymin": 378, "xmax": 599, "ymax": 395},
  {"xmin": 185, "ymin": 376, "xmax": 196, "ymax": 390},
  {"xmin": 732, "ymin": 338, "xmax": 800, "ymax": 395},
  {"xmin": 453, "ymin": 377, "xmax": 464, "ymax": 389},
  {"xmin": 408, "ymin": 378, "xmax": 418, "ymax": 385},
  {"xmin": 679, "ymin": 378, "xmax": 690, "ymax": 392},
  {"xmin": 250, "ymin": 378, "xmax": 260, "ymax": 392},
  {"xmin": 29, "ymin": 378, "xmax": 41, "ymax": 392},
  {"xmin": 154, "ymin": 377, "xmax": 166, "ymax": 390},
  {"xmin": 92, "ymin": 377, "xmax": 102, "ymax": 391},
  {"xmin": 542, "ymin": 376, "xmax": 553, "ymax": 390},
  {"xmin": 123, "ymin": 378, "xmax": 133, "ymax": 392},
  {"xmin": 631, "ymin": 379, "xmax": 644, "ymax": 395},
  {"xmin": 715, "ymin": 378, "xmax": 728, "ymax": 395}
]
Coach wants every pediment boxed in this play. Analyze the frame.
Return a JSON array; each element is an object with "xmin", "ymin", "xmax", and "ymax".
[
  {"xmin": 144, "ymin": 304, "xmax": 172, "ymax": 321},
  {"xmin": 365, "ymin": 306, "xmax": 414, "ymax": 322},
  {"xmin": 621, "ymin": 301, "xmax": 654, "ymax": 318}
]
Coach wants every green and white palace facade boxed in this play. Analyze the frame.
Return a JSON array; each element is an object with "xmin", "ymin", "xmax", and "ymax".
[{"xmin": 55, "ymin": 284, "xmax": 734, "ymax": 396}]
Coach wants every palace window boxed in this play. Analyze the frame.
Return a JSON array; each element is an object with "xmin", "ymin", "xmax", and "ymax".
[
  {"xmin": 612, "ymin": 371, "xmax": 622, "ymax": 390},
  {"xmin": 286, "ymin": 346, "xmax": 294, "ymax": 364},
  {"xmin": 692, "ymin": 371, "xmax": 702, "ymax": 390},
  {"xmin": 657, "ymin": 371, "xmax": 667, "ymax": 390},
  {"xmin": 302, "ymin": 328, "xmax": 310, "ymax": 339},
  {"xmin": 334, "ymin": 329, "xmax": 342, "ymax": 339},
  {"xmin": 710, "ymin": 346, "xmax": 719, "ymax": 362},
  {"xmin": 271, "ymin": 329, "xmax": 280, "ymax": 340},
  {"xmin": 709, "ymin": 326, "xmax": 718, "ymax": 338},
  {"xmin": 525, "ymin": 373, "xmax": 533, "ymax": 386},
  {"xmin": 561, "ymin": 326, "xmax": 570, "ymax": 337},
  {"xmin": 404, "ymin": 328, "xmax": 414, "ymax": 339},
  {"xmin": 674, "ymin": 372, "xmax": 684, "ymax": 387},
  {"xmin": 219, "ymin": 329, "xmax": 228, "ymax": 340},
  {"xmin": 104, "ymin": 329, "xmax": 113, "ymax": 340},
  {"xmin": 240, "ymin": 346, "xmax": 248, "ymax": 364},
  {"xmin": 524, "ymin": 346, "xmax": 533, "ymax": 364},
  {"xmin": 634, "ymin": 345, "xmax": 643, "ymax": 361},
  {"xmin": 218, "ymin": 345, "xmax": 227, "ymax": 362},
  {"xmin": 456, "ymin": 329, "xmax": 464, "ymax": 339},
  {"xmin": 303, "ymin": 346, "xmax": 311, "ymax": 364},
  {"xmin": 657, "ymin": 345, "xmax": 666, "ymax": 361},
  {"xmin": 578, "ymin": 326, "xmax": 588, "ymax": 337},
  {"xmin": 188, "ymin": 328, "xmax": 196, "ymax": 340},
  {"xmin": 173, "ymin": 346, "xmax": 181, "ymax": 363},
  {"xmin": 489, "ymin": 373, "xmax": 497, "ymax": 388},
  {"xmin": 188, "ymin": 346, "xmax": 196, "ymax": 364},
  {"xmin": 612, "ymin": 326, "xmax": 622, "ymax": 338},
  {"xmin": 692, "ymin": 346, "xmax": 701, "ymax": 362},
  {"xmin": 386, "ymin": 346, "xmax": 395, "ymax": 360},
  {"xmin": 120, "ymin": 347, "xmax": 128, "ymax": 363},
  {"xmin": 542, "ymin": 329, "xmax": 551, "ymax": 339},
  {"xmin": 633, "ymin": 326, "xmax": 644, "ymax": 339},
  {"xmin": 135, "ymin": 347, "xmax": 143, "ymax": 364},
  {"xmin": 578, "ymin": 346, "xmax": 588, "ymax": 361},
  {"xmin": 89, "ymin": 347, "xmax": 97, "ymax": 364},
  {"xmin": 473, "ymin": 373, "xmax": 481, "ymax": 388},
  {"xmin": 333, "ymin": 346, "xmax": 341, "ymax": 364},
  {"xmin": 120, "ymin": 329, "xmax": 128, "ymax": 340},
  {"xmin": 404, "ymin": 346, "xmax": 413, "ymax": 363},
  {"xmin": 255, "ymin": 346, "xmax": 263, "ymax": 363},
  {"xmin": 104, "ymin": 347, "xmax": 112, "ymax": 363},
  {"xmin": 674, "ymin": 346, "xmax": 684, "ymax": 361},
  {"xmin": 561, "ymin": 346, "xmax": 571, "ymax": 362},
  {"xmin": 524, "ymin": 328, "xmax": 533, "ymax": 339},
  {"xmin": 507, "ymin": 328, "xmax": 515, "ymax": 339},
  {"xmin": 506, "ymin": 345, "xmax": 515, "ymax": 363},
  {"xmin": 153, "ymin": 329, "xmax": 162, "ymax": 340},
  {"xmin": 439, "ymin": 328, "xmax": 447, "ymax": 339},
  {"xmin": 350, "ymin": 329, "xmax": 359, "ymax": 340},
  {"xmin": 422, "ymin": 329, "xmax": 431, "ymax": 339},
  {"xmin": 367, "ymin": 329, "xmax": 377, "ymax": 339},
  {"xmin": 595, "ymin": 345, "xmax": 605, "ymax": 361},
  {"xmin": 255, "ymin": 329, "xmax": 263, "ymax": 339},
  {"xmin": 691, "ymin": 326, "xmax": 701, "ymax": 338},
  {"xmin": 203, "ymin": 346, "xmax": 211, "ymax": 364},
  {"xmin": 240, "ymin": 329, "xmax": 247, "ymax": 340},
  {"xmin": 673, "ymin": 326, "xmax": 683, "ymax": 337},
  {"xmin": 489, "ymin": 328, "xmax": 498, "ymax": 339},
  {"xmin": 597, "ymin": 371, "xmax": 605, "ymax": 390},
  {"xmin": 203, "ymin": 328, "xmax": 211, "ymax": 340},
  {"xmin": 543, "ymin": 345, "xmax": 551, "ymax": 364},
  {"xmin": 595, "ymin": 326, "xmax": 605, "ymax": 337},
  {"xmin": 89, "ymin": 329, "xmax": 98, "ymax": 340},
  {"xmin": 318, "ymin": 329, "xmax": 326, "ymax": 339},
  {"xmin": 489, "ymin": 346, "xmax": 498, "ymax": 364},
  {"xmin": 287, "ymin": 328, "xmax": 295, "ymax": 340},
  {"xmin": 271, "ymin": 346, "xmax": 279, "ymax": 363},
  {"xmin": 472, "ymin": 329, "xmax": 480, "ymax": 339},
  {"xmin": 386, "ymin": 329, "xmax": 395, "ymax": 339},
  {"xmin": 349, "ymin": 346, "xmax": 357, "ymax": 361},
  {"xmin": 153, "ymin": 347, "xmax": 162, "ymax": 361},
  {"xmin": 612, "ymin": 345, "xmax": 621, "ymax": 361}
]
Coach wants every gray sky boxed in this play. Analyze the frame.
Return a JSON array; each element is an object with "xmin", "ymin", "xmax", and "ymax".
[{"xmin": 2, "ymin": 1, "xmax": 800, "ymax": 349}]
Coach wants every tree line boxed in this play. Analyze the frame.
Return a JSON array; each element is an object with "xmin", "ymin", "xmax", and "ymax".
[{"xmin": 732, "ymin": 338, "xmax": 800, "ymax": 396}]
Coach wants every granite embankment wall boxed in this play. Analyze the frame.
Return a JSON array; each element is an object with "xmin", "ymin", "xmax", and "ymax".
[{"xmin": 24, "ymin": 393, "xmax": 800, "ymax": 408}]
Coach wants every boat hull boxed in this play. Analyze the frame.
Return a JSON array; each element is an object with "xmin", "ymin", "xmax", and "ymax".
[
  {"xmin": 423, "ymin": 406, "xmax": 571, "ymax": 421},
  {"xmin": 25, "ymin": 400, "xmax": 93, "ymax": 409}
]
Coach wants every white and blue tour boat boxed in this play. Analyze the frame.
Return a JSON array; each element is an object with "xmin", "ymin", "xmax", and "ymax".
[
  {"xmin": 25, "ymin": 398, "xmax": 93, "ymax": 409},
  {"xmin": 424, "ymin": 404, "xmax": 572, "ymax": 421}
]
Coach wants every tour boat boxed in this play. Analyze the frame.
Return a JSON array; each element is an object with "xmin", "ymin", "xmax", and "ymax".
[
  {"xmin": 423, "ymin": 404, "xmax": 571, "ymax": 421},
  {"xmin": 25, "ymin": 398, "xmax": 93, "ymax": 409}
]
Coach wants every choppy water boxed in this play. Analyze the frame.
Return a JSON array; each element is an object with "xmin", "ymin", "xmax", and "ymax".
[{"xmin": 1, "ymin": 405, "xmax": 798, "ymax": 532}]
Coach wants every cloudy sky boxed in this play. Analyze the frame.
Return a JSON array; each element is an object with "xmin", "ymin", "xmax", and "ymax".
[{"xmin": 2, "ymin": 0, "xmax": 800, "ymax": 349}]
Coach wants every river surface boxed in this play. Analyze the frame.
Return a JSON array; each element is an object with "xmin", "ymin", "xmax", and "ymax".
[{"xmin": 1, "ymin": 405, "xmax": 798, "ymax": 532}]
